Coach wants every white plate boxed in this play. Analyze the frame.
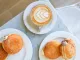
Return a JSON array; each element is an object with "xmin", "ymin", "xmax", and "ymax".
[
  {"xmin": 0, "ymin": 28, "xmax": 33, "ymax": 60},
  {"xmin": 39, "ymin": 31, "xmax": 79, "ymax": 60},
  {"xmin": 23, "ymin": 1, "xmax": 57, "ymax": 34}
]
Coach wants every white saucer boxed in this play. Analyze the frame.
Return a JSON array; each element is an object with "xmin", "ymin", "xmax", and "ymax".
[
  {"xmin": 39, "ymin": 31, "xmax": 79, "ymax": 60},
  {"xmin": 23, "ymin": 1, "xmax": 57, "ymax": 34},
  {"xmin": 0, "ymin": 28, "xmax": 33, "ymax": 60}
]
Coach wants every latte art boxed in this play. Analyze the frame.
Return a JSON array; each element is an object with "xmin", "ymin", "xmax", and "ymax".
[
  {"xmin": 34, "ymin": 8, "xmax": 49, "ymax": 23},
  {"xmin": 31, "ymin": 5, "xmax": 52, "ymax": 26}
]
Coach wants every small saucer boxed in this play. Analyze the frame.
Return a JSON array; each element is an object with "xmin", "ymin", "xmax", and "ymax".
[{"xmin": 23, "ymin": 1, "xmax": 57, "ymax": 34}]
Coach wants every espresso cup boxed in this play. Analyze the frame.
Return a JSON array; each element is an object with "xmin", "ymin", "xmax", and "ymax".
[{"xmin": 23, "ymin": 1, "xmax": 57, "ymax": 34}]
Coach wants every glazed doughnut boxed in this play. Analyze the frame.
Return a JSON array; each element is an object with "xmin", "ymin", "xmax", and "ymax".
[
  {"xmin": 2, "ymin": 34, "xmax": 23, "ymax": 54},
  {"xmin": 43, "ymin": 41, "xmax": 61, "ymax": 59}
]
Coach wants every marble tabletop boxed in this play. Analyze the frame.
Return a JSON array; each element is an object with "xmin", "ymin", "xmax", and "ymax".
[
  {"xmin": 0, "ymin": 0, "xmax": 80, "ymax": 60},
  {"xmin": 0, "ymin": 12, "xmax": 68, "ymax": 60}
]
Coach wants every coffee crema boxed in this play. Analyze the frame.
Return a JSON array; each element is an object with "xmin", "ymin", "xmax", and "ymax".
[{"xmin": 30, "ymin": 4, "xmax": 52, "ymax": 26}]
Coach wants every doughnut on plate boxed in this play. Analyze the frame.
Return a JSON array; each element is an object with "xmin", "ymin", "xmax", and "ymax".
[
  {"xmin": 39, "ymin": 31, "xmax": 79, "ymax": 60},
  {"xmin": 0, "ymin": 28, "xmax": 33, "ymax": 60}
]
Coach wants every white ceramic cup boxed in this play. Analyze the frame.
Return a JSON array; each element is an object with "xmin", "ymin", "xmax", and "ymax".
[{"xmin": 23, "ymin": 1, "xmax": 57, "ymax": 34}]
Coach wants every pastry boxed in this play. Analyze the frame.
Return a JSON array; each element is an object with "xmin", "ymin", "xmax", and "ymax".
[
  {"xmin": 65, "ymin": 38, "xmax": 75, "ymax": 46},
  {"xmin": 0, "ymin": 43, "xmax": 8, "ymax": 60},
  {"xmin": 43, "ymin": 41, "xmax": 61, "ymax": 59},
  {"xmin": 2, "ymin": 34, "xmax": 23, "ymax": 54},
  {"xmin": 60, "ymin": 39, "xmax": 76, "ymax": 59},
  {"xmin": 30, "ymin": 4, "xmax": 52, "ymax": 26}
]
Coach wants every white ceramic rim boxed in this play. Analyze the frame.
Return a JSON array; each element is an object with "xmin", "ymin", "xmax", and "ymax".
[{"xmin": 23, "ymin": 1, "xmax": 57, "ymax": 34}]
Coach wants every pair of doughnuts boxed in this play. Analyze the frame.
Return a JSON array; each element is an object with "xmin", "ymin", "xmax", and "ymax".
[
  {"xmin": 43, "ymin": 39, "xmax": 76, "ymax": 59},
  {"xmin": 0, "ymin": 34, "xmax": 23, "ymax": 60}
]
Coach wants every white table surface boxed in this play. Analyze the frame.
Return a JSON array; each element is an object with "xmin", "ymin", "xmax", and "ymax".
[{"xmin": 0, "ymin": 11, "xmax": 68, "ymax": 60}]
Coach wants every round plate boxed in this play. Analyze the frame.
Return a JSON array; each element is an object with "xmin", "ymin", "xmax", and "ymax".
[
  {"xmin": 0, "ymin": 28, "xmax": 33, "ymax": 60},
  {"xmin": 39, "ymin": 31, "xmax": 79, "ymax": 60},
  {"xmin": 23, "ymin": 1, "xmax": 57, "ymax": 34}
]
